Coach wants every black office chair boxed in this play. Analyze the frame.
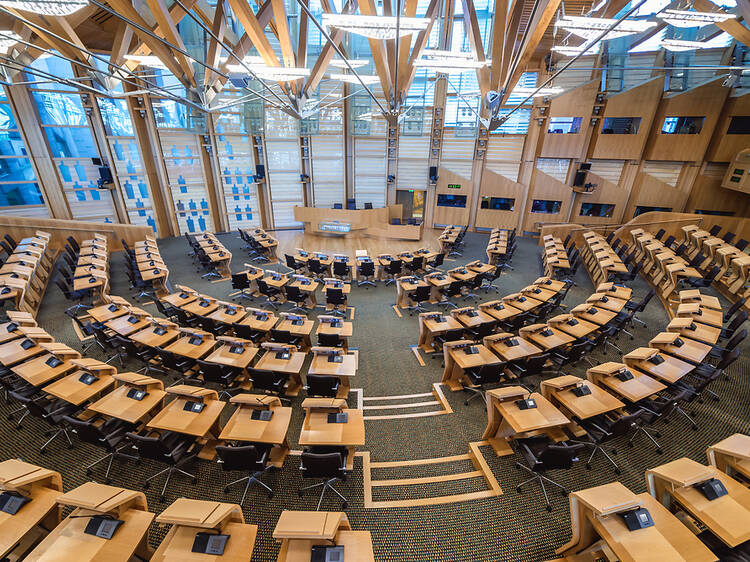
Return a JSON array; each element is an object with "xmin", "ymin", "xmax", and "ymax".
[
  {"xmin": 111, "ymin": 336, "xmax": 159, "ymax": 375},
  {"xmin": 305, "ymin": 374, "xmax": 340, "ymax": 398},
  {"xmin": 332, "ymin": 260, "xmax": 351, "ymax": 280},
  {"xmin": 465, "ymin": 320, "xmax": 497, "ymax": 342},
  {"xmin": 196, "ymin": 360, "xmax": 241, "ymax": 399},
  {"xmin": 382, "ymin": 260, "xmax": 403, "ymax": 286},
  {"xmin": 405, "ymin": 256, "xmax": 423, "ymax": 275},
  {"xmin": 724, "ymin": 297, "xmax": 747, "ymax": 325},
  {"xmin": 307, "ymin": 259, "xmax": 327, "ymax": 282},
  {"xmin": 284, "ymin": 254, "xmax": 306, "ymax": 274},
  {"xmin": 174, "ymin": 307, "xmax": 200, "ymax": 328},
  {"xmin": 216, "ymin": 444, "xmax": 273, "ymax": 506},
  {"xmin": 708, "ymin": 224, "xmax": 721, "ymax": 237},
  {"xmin": 270, "ymin": 328, "xmax": 301, "ymax": 348},
  {"xmin": 462, "ymin": 362, "xmax": 506, "ymax": 406},
  {"xmin": 514, "ymin": 436, "xmax": 585, "ymax": 511},
  {"xmin": 736, "ymin": 238, "xmax": 749, "ymax": 252},
  {"xmin": 720, "ymin": 311, "xmax": 747, "ymax": 341},
  {"xmin": 92, "ymin": 327, "xmax": 124, "ymax": 366},
  {"xmin": 9, "ymin": 391, "xmax": 78, "ymax": 453},
  {"xmin": 549, "ymin": 341, "xmax": 589, "ymax": 373},
  {"xmin": 248, "ymin": 368, "xmax": 289, "ymax": 400},
  {"xmin": 407, "ymin": 284, "xmax": 431, "ymax": 315},
  {"xmin": 722, "ymin": 231, "xmax": 736, "ymax": 244},
  {"xmin": 575, "ymin": 410, "xmax": 648, "ymax": 474},
  {"xmin": 299, "ymin": 449, "xmax": 349, "ymax": 510},
  {"xmin": 357, "ymin": 260, "xmax": 376, "ymax": 288},
  {"xmin": 507, "ymin": 353, "xmax": 552, "ymax": 387},
  {"xmin": 687, "ymin": 346, "xmax": 740, "ymax": 401},
  {"xmin": 284, "ymin": 285, "xmax": 308, "ymax": 315},
  {"xmin": 230, "ymin": 273, "xmax": 254, "ymax": 302},
  {"xmin": 63, "ymin": 415, "xmax": 135, "ymax": 483},
  {"xmin": 318, "ymin": 332, "xmax": 344, "ymax": 348},
  {"xmin": 707, "ymin": 328, "xmax": 746, "ymax": 364},
  {"xmin": 154, "ymin": 347, "xmax": 198, "ymax": 385},
  {"xmin": 462, "ymin": 274, "xmax": 484, "ymax": 302},
  {"xmin": 326, "ymin": 288, "xmax": 347, "ymax": 317},
  {"xmin": 232, "ymin": 323, "xmax": 266, "ymax": 343},
  {"xmin": 426, "ymin": 253, "xmax": 445, "ymax": 272},
  {"xmin": 126, "ymin": 430, "xmax": 197, "ymax": 501},
  {"xmin": 364, "ymin": 202, "xmax": 373, "ymax": 209},
  {"xmin": 437, "ymin": 281, "xmax": 463, "ymax": 309},
  {"xmin": 481, "ymin": 265, "xmax": 502, "ymax": 294},
  {"xmin": 257, "ymin": 279, "xmax": 282, "ymax": 309},
  {"xmin": 686, "ymin": 266, "xmax": 719, "ymax": 289},
  {"xmin": 624, "ymin": 288, "xmax": 655, "ymax": 328}
]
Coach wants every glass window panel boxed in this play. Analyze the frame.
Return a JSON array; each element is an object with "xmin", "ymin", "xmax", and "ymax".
[
  {"xmin": 152, "ymin": 98, "xmax": 189, "ymax": 129},
  {"xmin": 0, "ymin": 182, "xmax": 44, "ymax": 206},
  {"xmin": 0, "ymin": 157, "xmax": 35, "ymax": 183},
  {"xmin": 26, "ymin": 55, "xmax": 77, "ymax": 91},
  {"xmin": 547, "ymin": 117, "xmax": 582, "ymax": 134},
  {"xmin": 33, "ymin": 91, "xmax": 87, "ymax": 126},
  {"xmin": 0, "ymin": 131, "xmax": 29, "ymax": 157},
  {"xmin": 98, "ymin": 98, "xmax": 135, "ymax": 136},
  {"xmin": 0, "ymin": 103, "xmax": 16, "ymax": 130},
  {"xmin": 492, "ymin": 108, "xmax": 531, "ymax": 134},
  {"xmin": 44, "ymin": 126, "xmax": 98, "ymax": 158}
]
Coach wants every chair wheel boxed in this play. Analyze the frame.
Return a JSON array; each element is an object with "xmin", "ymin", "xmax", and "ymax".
[
  {"xmin": 585, "ymin": 463, "xmax": 592, "ymax": 470},
  {"xmin": 40, "ymin": 448, "xmax": 46, "ymax": 454},
  {"xmin": 514, "ymin": 463, "xmax": 522, "ymax": 470},
  {"xmin": 627, "ymin": 442, "xmax": 634, "ymax": 448},
  {"xmin": 298, "ymin": 490, "xmax": 303, "ymax": 497},
  {"xmin": 192, "ymin": 477, "xmax": 198, "ymax": 484},
  {"xmin": 655, "ymin": 432, "xmax": 662, "ymax": 438},
  {"xmin": 561, "ymin": 489, "xmax": 568, "ymax": 496},
  {"xmin": 656, "ymin": 448, "xmax": 663, "ymax": 455},
  {"xmin": 268, "ymin": 492, "xmax": 273, "ymax": 499},
  {"xmin": 611, "ymin": 449, "xmax": 617, "ymax": 455},
  {"xmin": 464, "ymin": 401, "xmax": 469, "ymax": 405},
  {"xmin": 86, "ymin": 469, "xmax": 92, "ymax": 476},
  {"xmin": 516, "ymin": 486, "xmax": 522, "ymax": 494},
  {"xmin": 159, "ymin": 495, "xmax": 166, "ymax": 502},
  {"xmin": 691, "ymin": 425, "xmax": 698, "ymax": 431},
  {"xmin": 546, "ymin": 505, "xmax": 553, "ymax": 512},
  {"xmin": 104, "ymin": 478, "xmax": 111, "ymax": 485},
  {"xmin": 342, "ymin": 501, "xmax": 348, "ymax": 510},
  {"xmin": 143, "ymin": 482, "xmax": 150, "ymax": 490},
  {"xmin": 614, "ymin": 468, "xmax": 621, "ymax": 475},
  {"xmin": 68, "ymin": 443, "xmax": 74, "ymax": 450}
]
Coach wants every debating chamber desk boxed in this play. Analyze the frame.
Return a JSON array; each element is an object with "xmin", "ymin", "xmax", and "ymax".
[{"xmin": 293, "ymin": 205, "xmax": 423, "ymax": 240}]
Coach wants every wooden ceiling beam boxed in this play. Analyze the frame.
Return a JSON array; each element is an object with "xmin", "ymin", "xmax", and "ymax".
[
  {"xmin": 143, "ymin": 0, "xmax": 197, "ymax": 86},
  {"xmin": 226, "ymin": 0, "xmax": 282, "ymax": 67},
  {"xmin": 489, "ymin": 0, "xmax": 507, "ymax": 91},
  {"xmin": 358, "ymin": 0, "xmax": 394, "ymax": 102},
  {"xmin": 11, "ymin": 11, "xmax": 84, "ymax": 64},
  {"xmin": 203, "ymin": 0, "xmax": 226, "ymax": 87},
  {"xmin": 395, "ymin": 0, "xmax": 419, "ymax": 95},
  {"xmin": 399, "ymin": 0, "xmax": 441, "ymax": 100},
  {"xmin": 130, "ymin": 0, "xmax": 196, "ymax": 58},
  {"xmin": 500, "ymin": 0, "xmax": 562, "ymax": 103},
  {"xmin": 303, "ymin": 0, "xmax": 357, "ymax": 95},
  {"xmin": 461, "ymin": 0, "xmax": 490, "ymax": 95},
  {"xmin": 271, "ymin": 0, "xmax": 296, "ymax": 67},
  {"xmin": 500, "ymin": 0, "xmax": 522, "ymax": 86},
  {"xmin": 110, "ymin": 21, "xmax": 134, "ymax": 67}
]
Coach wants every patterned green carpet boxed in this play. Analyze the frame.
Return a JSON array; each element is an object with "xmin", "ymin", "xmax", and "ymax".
[{"xmin": 1, "ymin": 229, "xmax": 748, "ymax": 561}]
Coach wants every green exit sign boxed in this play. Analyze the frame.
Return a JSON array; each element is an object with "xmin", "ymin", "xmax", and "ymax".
[{"xmin": 447, "ymin": 183, "xmax": 461, "ymax": 189}]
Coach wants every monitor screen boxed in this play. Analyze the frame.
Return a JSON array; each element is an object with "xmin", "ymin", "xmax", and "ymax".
[{"xmin": 437, "ymin": 194, "xmax": 467, "ymax": 208}]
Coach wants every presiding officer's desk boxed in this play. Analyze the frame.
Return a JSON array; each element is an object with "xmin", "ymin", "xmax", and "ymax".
[
  {"xmin": 555, "ymin": 481, "xmax": 717, "ymax": 561},
  {"xmin": 26, "ymin": 482, "xmax": 154, "ymax": 562},
  {"xmin": 152, "ymin": 498, "xmax": 257, "ymax": 562},
  {"xmin": 0, "ymin": 459, "xmax": 63, "ymax": 560},
  {"xmin": 273, "ymin": 510, "xmax": 374, "ymax": 562},
  {"xmin": 293, "ymin": 205, "xmax": 423, "ymax": 241}
]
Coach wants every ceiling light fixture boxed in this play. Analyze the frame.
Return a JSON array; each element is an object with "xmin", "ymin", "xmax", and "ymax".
[
  {"xmin": 0, "ymin": 0, "xmax": 88, "ymax": 15},
  {"xmin": 414, "ymin": 50, "xmax": 489, "ymax": 73},
  {"xmin": 327, "ymin": 73, "xmax": 380, "ymax": 84},
  {"xmin": 322, "ymin": 13, "xmax": 429, "ymax": 39},
  {"xmin": 658, "ymin": 9, "xmax": 736, "ymax": 27},
  {"xmin": 660, "ymin": 38, "xmax": 711, "ymax": 51},
  {"xmin": 0, "ymin": 31, "xmax": 21, "ymax": 53},
  {"xmin": 556, "ymin": 15, "xmax": 657, "ymax": 41},
  {"xmin": 124, "ymin": 54, "xmax": 169, "ymax": 69},
  {"xmin": 511, "ymin": 86, "xmax": 565, "ymax": 97},
  {"xmin": 226, "ymin": 56, "xmax": 310, "ymax": 81},
  {"xmin": 328, "ymin": 59, "xmax": 369, "ymax": 69}
]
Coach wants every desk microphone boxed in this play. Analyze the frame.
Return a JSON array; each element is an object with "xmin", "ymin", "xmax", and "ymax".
[{"xmin": 515, "ymin": 385, "xmax": 537, "ymax": 410}]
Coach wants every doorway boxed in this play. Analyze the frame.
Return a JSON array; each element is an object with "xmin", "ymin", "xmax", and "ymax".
[{"xmin": 396, "ymin": 189, "xmax": 426, "ymax": 221}]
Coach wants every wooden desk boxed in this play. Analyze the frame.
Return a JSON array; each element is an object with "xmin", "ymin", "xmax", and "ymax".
[
  {"xmin": 87, "ymin": 373, "xmax": 166, "ymax": 425},
  {"xmin": 308, "ymin": 349, "xmax": 356, "ymax": 398},
  {"xmin": 26, "ymin": 482, "xmax": 154, "ymax": 562},
  {"xmin": 417, "ymin": 313, "xmax": 463, "ymax": 352},
  {"xmin": 541, "ymin": 375, "xmax": 624, "ymax": 422},
  {"xmin": 298, "ymin": 407, "xmax": 365, "ymax": 470},
  {"xmin": 11, "ymin": 352, "xmax": 78, "ymax": 387},
  {"xmin": 315, "ymin": 318, "xmax": 353, "ymax": 348},
  {"xmin": 238, "ymin": 310, "xmax": 278, "ymax": 332},
  {"xmin": 181, "ymin": 298, "xmax": 220, "ymax": 317},
  {"xmin": 203, "ymin": 342, "xmax": 259, "ymax": 370},
  {"xmin": 207, "ymin": 304, "xmax": 248, "ymax": 325},
  {"xmin": 0, "ymin": 459, "xmax": 62, "ymax": 560},
  {"xmin": 43, "ymin": 370, "xmax": 116, "ymax": 406},
  {"xmin": 502, "ymin": 294, "xmax": 543, "ymax": 312},
  {"xmin": 162, "ymin": 290, "xmax": 199, "ymax": 308},
  {"xmin": 548, "ymin": 315, "xmax": 599, "ymax": 339},
  {"xmin": 587, "ymin": 362, "xmax": 667, "ymax": 403},
  {"xmin": 451, "ymin": 308, "xmax": 496, "ymax": 329},
  {"xmin": 396, "ymin": 276, "xmax": 428, "ymax": 309},
  {"xmin": 483, "ymin": 386, "xmax": 570, "ymax": 456},
  {"xmin": 484, "ymin": 334, "xmax": 543, "ymax": 363},
  {"xmin": 130, "ymin": 324, "xmax": 180, "ymax": 348},
  {"xmin": 152, "ymin": 498, "xmax": 257, "ymax": 562},
  {"xmin": 679, "ymin": 289, "xmax": 721, "ymax": 311},
  {"xmin": 286, "ymin": 277, "xmax": 319, "ymax": 308},
  {"xmin": 624, "ymin": 348, "xmax": 694, "ymax": 384},
  {"xmin": 105, "ymin": 314, "xmax": 151, "ymax": 337},
  {"xmin": 666, "ymin": 317, "xmax": 721, "ymax": 345},
  {"xmin": 147, "ymin": 386, "xmax": 224, "ymax": 451},
  {"xmin": 521, "ymin": 325, "xmax": 575, "ymax": 351},
  {"xmin": 274, "ymin": 510, "xmax": 373, "ymax": 562},
  {"xmin": 571, "ymin": 303, "xmax": 618, "ymax": 326},
  {"xmin": 87, "ymin": 303, "xmax": 128, "ymax": 323},
  {"xmin": 479, "ymin": 301, "xmax": 523, "ymax": 322},
  {"xmin": 0, "ymin": 320, "xmax": 24, "ymax": 344},
  {"xmin": 596, "ymin": 282, "xmax": 633, "ymax": 302},
  {"xmin": 707, "ymin": 433, "xmax": 750, "ymax": 482},
  {"xmin": 586, "ymin": 294, "xmax": 627, "ymax": 314},
  {"xmin": 649, "ymin": 332, "xmax": 711, "ymax": 364},
  {"xmin": 441, "ymin": 341, "xmax": 503, "ymax": 391},
  {"xmin": 647, "ymin": 457, "xmax": 750, "ymax": 547},
  {"xmin": 219, "ymin": 395, "xmax": 291, "ymax": 468},
  {"xmin": 254, "ymin": 347, "xmax": 306, "ymax": 396},
  {"xmin": 0, "ymin": 337, "xmax": 46, "ymax": 367},
  {"xmin": 521, "ymin": 285, "xmax": 557, "ymax": 303},
  {"xmin": 556, "ymin": 482, "xmax": 716, "ymax": 562},
  {"xmin": 275, "ymin": 318, "xmax": 314, "ymax": 351},
  {"xmin": 164, "ymin": 334, "xmax": 216, "ymax": 360}
]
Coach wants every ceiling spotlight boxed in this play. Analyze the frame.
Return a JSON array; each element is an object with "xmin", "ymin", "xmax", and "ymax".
[
  {"xmin": 226, "ymin": 56, "xmax": 310, "ymax": 81},
  {"xmin": 322, "ymin": 13, "xmax": 429, "ymax": 39},
  {"xmin": 124, "ymin": 55, "xmax": 169, "ymax": 69},
  {"xmin": 555, "ymin": 15, "xmax": 657, "ymax": 41},
  {"xmin": 414, "ymin": 50, "xmax": 489, "ymax": 73},
  {"xmin": 328, "ymin": 59, "xmax": 369, "ymax": 69},
  {"xmin": 659, "ymin": 9, "xmax": 736, "ymax": 27},
  {"xmin": 0, "ymin": 0, "xmax": 88, "ymax": 15}
]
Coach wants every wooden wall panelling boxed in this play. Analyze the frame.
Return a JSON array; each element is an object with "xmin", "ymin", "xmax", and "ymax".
[
  {"xmin": 705, "ymin": 90, "xmax": 750, "ymax": 163},
  {"xmin": 571, "ymin": 172, "xmax": 630, "ymax": 225},
  {"xmin": 522, "ymin": 169, "xmax": 573, "ymax": 233},
  {"xmin": 591, "ymin": 77, "xmax": 664, "ymax": 160},
  {"xmin": 433, "ymin": 167, "xmax": 472, "ymax": 226},
  {"xmin": 644, "ymin": 77, "xmax": 729, "ymax": 162},
  {"xmin": 623, "ymin": 171, "xmax": 689, "ymax": 219},
  {"xmin": 475, "ymin": 168, "xmax": 525, "ymax": 229},
  {"xmin": 0, "ymin": 215, "xmax": 153, "ymax": 250},
  {"xmin": 540, "ymin": 81, "xmax": 599, "ymax": 158},
  {"xmin": 686, "ymin": 162, "xmax": 750, "ymax": 215}
]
